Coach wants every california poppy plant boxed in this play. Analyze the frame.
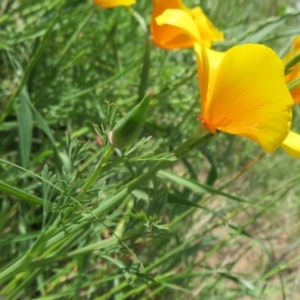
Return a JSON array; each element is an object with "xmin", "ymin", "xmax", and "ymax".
[
  {"xmin": 94, "ymin": 0, "xmax": 135, "ymax": 8},
  {"xmin": 151, "ymin": 0, "xmax": 223, "ymax": 50},
  {"xmin": 284, "ymin": 36, "xmax": 300, "ymax": 104},
  {"xmin": 156, "ymin": 9, "xmax": 300, "ymax": 157}
]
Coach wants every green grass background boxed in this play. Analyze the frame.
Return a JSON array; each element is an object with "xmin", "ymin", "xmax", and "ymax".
[{"xmin": 1, "ymin": 0, "xmax": 300, "ymax": 299}]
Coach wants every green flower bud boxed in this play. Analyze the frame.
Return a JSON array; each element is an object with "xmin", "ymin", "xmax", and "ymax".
[{"xmin": 109, "ymin": 90, "xmax": 153, "ymax": 149}]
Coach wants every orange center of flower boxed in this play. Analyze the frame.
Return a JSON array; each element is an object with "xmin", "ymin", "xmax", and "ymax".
[{"xmin": 196, "ymin": 114, "xmax": 216, "ymax": 134}]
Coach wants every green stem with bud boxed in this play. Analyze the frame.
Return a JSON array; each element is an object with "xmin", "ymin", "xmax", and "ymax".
[{"xmin": 92, "ymin": 127, "xmax": 213, "ymax": 216}]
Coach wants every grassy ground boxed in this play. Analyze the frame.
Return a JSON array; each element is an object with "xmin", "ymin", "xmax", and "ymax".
[{"xmin": 1, "ymin": 0, "xmax": 300, "ymax": 299}]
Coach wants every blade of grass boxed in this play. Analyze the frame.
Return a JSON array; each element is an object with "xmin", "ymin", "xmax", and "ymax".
[
  {"xmin": 17, "ymin": 93, "xmax": 33, "ymax": 168},
  {"xmin": 0, "ymin": 181, "xmax": 44, "ymax": 206}
]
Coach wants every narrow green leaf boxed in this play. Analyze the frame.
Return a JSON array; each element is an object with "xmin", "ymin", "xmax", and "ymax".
[
  {"xmin": 201, "ymin": 148, "xmax": 218, "ymax": 186},
  {"xmin": 137, "ymin": 37, "xmax": 151, "ymax": 102},
  {"xmin": 29, "ymin": 102, "xmax": 63, "ymax": 171},
  {"xmin": 168, "ymin": 192, "xmax": 203, "ymax": 209},
  {"xmin": 17, "ymin": 95, "xmax": 33, "ymax": 168},
  {"xmin": 239, "ymin": 19, "xmax": 284, "ymax": 43},
  {"xmin": 168, "ymin": 192, "xmax": 229, "ymax": 225},
  {"xmin": 0, "ymin": 232, "xmax": 41, "ymax": 247},
  {"xmin": 158, "ymin": 170, "xmax": 251, "ymax": 204},
  {"xmin": 287, "ymin": 77, "xmax": 300, "ymax": 91},
  {"xmin": 100, "ymin": 255, "xmax": 134, "ymax": 286},
  {"xmin": 285, "ymin": 52, "xmax": 300, "ymax": 75},
  {"xmin": 0, "ymin": 181, "xmax": 44, "ymax": 206}
]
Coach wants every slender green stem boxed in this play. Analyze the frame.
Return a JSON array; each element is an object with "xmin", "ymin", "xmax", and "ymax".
[
  {"xmin": 174, "ymin": 128, "xmax": 212, "ymax": 157},
  {"xmin": 287, "ymin": 77, "xmax": 300, "ymax": 91},
  {"xmin": 137, "ymin": 36, "xmax": 151, "ymax": 103},
  {"xmin": 78, "ymin": 144, "xmax": 115, "ymax": 199},
  {"xmin": 285, "ymin": 52, "xmax": 300, "ymax": 75}
]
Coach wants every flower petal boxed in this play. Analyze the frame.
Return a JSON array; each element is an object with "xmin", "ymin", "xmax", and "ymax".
[
  {"xmin": 94, "ymin": 0, "xmax": 135, "ymax": 8},
  {"xmin": 152, "ymin": 1, "xmax": 223, "ymax": 49},
  {"xmin": 194, "ymin": 42, "xmax": 209, "ymax": 109},
  {"xmin": 281, "ymin": 131, "xmax": 300, "ymax": 158},
  {"xmin": 194, "ymin": 43, "xmax": 225, "ymax": 112},
  {"xmin": 189, "ymin": 7, "xmax": 224, "ymax": 48},
  {"xmin": 151, "ymin": 1, "xmax": 194, "ymax": 49},
  {"xmin": 155, "ymin": 9, "xmax": 201, "ymax": 45},
  {"xmin": 204, "ymin": 44, "xmax": 293, "ymax": 153}
]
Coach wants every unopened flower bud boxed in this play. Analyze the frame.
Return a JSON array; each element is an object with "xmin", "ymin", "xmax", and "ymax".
[{"xmin": 109, "ymin": 90, "xmax": 153, "ymax": 149}]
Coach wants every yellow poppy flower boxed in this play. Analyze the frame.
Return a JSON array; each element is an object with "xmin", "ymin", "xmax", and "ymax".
[
  {"xmin": 93, "ymin": 0, "xmax": 135, "ymax": 8},
  {"xmin": 284, "ymin": 36, "xmax": 300, "ymax": 104},
  {"xmin": 156, "ymin": 9, "xmax": 295, "ymax": 154},
  {"xmin": 151, "ymin": 0, "xmax": 223, "ymax": 50}
]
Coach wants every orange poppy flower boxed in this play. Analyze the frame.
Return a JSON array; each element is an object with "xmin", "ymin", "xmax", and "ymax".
[
  {"xmin": 151, "ymin": 0, "xmax": 223, "ymax": 50},
  {"xmin": 156, "ymin": 9, "xmax": 300, "ymax": 157},
  {"xmin": 284, "ymin": 36, "xmax": 300, "ymax": 104},
  {"xmin": 94, "ymin": 0, "xmax": 135, "ymax": 8}
]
